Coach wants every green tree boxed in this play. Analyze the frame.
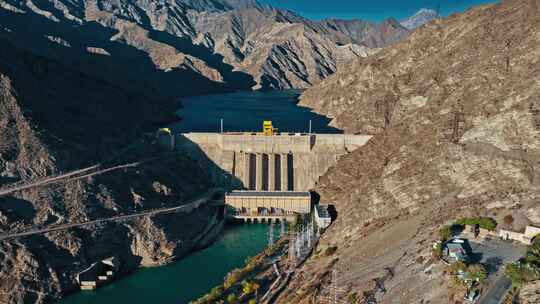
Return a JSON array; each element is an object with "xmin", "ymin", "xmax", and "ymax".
[
  {"xmin": 448, "ymin": 261, "xmax": 467, "ymax": 275},
  {"xmin": 455, "ymin": 217, "xmax": 497, "ymax": 231},
  {"xmin": 439, "ymin": 225, "xmax": 453, "ymax": 241},
  {"xmin": 209, "ymin": 285, "xmax": 224, "ymax": 301},
  {"xmin": 525, "ymin": 238, "xmax": 540, "ymax": 265},
  {"xmin": 252, "ymin": 282, "xmax": 261, "ymax": 298},
  {"xmin": 248, "ymin": 300, "xmax": 257, "ymax": 304},
  {"xmin": 347, "ymin": 292, "xmax": 358, "ymax": 303},
  {"xmin": 242, "ymin": 280, "xmax": 253, "ymax": 295},
  {"xmin": 467, "ymin": 264, "xmax": 487, "ymax": 282},
  {"xmin": 432, "ymin": 242, "xmax": 443, "ymax": 259},
  {"xmin": 226, "ymin": 294, "xmax": 238, "ymax": 304},
  {"xmin": 505, "ymin": 262, "xmax": 539, "ymax": 286}
]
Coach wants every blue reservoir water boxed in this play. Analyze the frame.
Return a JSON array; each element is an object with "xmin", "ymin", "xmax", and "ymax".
[
  {"xmin": 58, "ymin": 90, "xmax": 337, "ymax": 304},
  {"xmin": 174, "ymin": 90, "xmax": 341, "ymax": 134},
  {"xmin": 59, "ymin": 224, "xmax": 269, "ymax": 304}
]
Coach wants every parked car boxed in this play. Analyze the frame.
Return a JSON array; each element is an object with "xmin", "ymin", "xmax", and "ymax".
[{"xmin": 464, "ymin": 288, "xmax": 481, "ymax": 303}]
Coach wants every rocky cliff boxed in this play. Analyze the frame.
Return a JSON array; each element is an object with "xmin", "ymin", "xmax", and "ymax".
[
  {"xmin": 277, "ymin": 0, "xmax": 540, "ymax": 302},
  {"xmin": 0, "ymin": 0, "xmax": 432, "ymax": 91},
  {"xmin": 0, "ymin": 35, "xmax": 220, "ymax": 303}
]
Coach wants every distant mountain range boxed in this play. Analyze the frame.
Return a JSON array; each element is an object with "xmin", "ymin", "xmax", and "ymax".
[
  {"xmin": 0, "ymin": 0, "xmax": 437, "ymax": 91},
  {"xmin": 400, "ymin": 8, "xmax": 439, "ymax": 29}
]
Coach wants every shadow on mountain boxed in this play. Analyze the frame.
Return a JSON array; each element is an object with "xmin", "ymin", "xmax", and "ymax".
[
  {"xmin": 0, "ymin": 8, "xmax": 241, "ymax": 98},
  {"xmin": 149, "ymin": 30, "xmax": 256, "ymax": 89},
  {"xmin": 175, "ymin": 134, "xmax": 244, "ymax": 189},
  {"xmin": 0, "ymin": 196, "xmax": 37, "ymax": 224},
  {"xmin": 0, "ymin": 7, "xmax": 255, "ymax": 166}
]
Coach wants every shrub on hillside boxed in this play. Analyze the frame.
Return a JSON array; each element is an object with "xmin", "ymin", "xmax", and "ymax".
[
  {"xmin": 226, "ymin": 294, "xmax": 238, "ymax": 304},
  {"xmin": 455, "ymin": 217, "xmax": 497, "ymax": 231},
  {"xmin": 325, "ymin": 246, "xmax": 338, "ymax": 256},
  {"xmin": 505, "ymin": 262, "xmax": 540, "ymax": 286},
  {"xmin": 439, "ymin": 225, "xmax": 453, "ymax": 241},
  {"xmin": 503, "ymin": 214, "xmax": 514, "ymax": 227},
  {"xmin": 466, "ymin": 264, "xmax": 487, "ymax": 283},
  {"xmin": 432, "ymin": 242, "xmax": 443, "ymax": 259}
]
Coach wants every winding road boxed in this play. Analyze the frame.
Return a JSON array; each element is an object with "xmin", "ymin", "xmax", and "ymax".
[
  {"xmin": 0, "ymin": 189, "xmax": 223, "ymax": 241},
  {"xmin": 0, "ymin": 157, "xmax": 164, "ymax": 198},
  {"xmin": 479, "ymin": 274, "xmax": 512, "ymax": 304}
]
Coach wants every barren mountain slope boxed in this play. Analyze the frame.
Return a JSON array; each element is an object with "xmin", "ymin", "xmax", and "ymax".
[
  {"xmin": 0, "ymin": 0, "xmax": 422, "ymax": 91},
  {"xmin": 0, "ymin": 40, "xmax": 217, "ymax": 303},
  {"xmin": 278, "ymin": 1, "xmax": 540, "ymax": 302}
]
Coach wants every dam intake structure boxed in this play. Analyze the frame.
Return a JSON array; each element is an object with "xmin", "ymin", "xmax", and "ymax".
[{"xmin": 173, "ymin": 131, "xmax": 372, "ymax": 191}]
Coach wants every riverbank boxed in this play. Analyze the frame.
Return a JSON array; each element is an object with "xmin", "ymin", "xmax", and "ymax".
[
  {"xmin": 192, "ymin": 237, "xmax": 290, "ymax": 304},
  {"xmin": 57, "ymin": 222, "xmax": 271, "ymax": 304}
]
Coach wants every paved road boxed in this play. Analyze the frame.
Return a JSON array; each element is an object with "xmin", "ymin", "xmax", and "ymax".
[
  {"xmin": 479, "ymin": 274, "xmax": 512, "ymax": 304},
  {"xmin": 469, "ymin": 238, "xmax": 525, "ymax": 304},
  {"xmin": 0, "ymin": 156, "xmax": 166, "ymax": 198},
  {"xmin": 0, "ymin": 189, "xmax": 221, "ymax": 241}
]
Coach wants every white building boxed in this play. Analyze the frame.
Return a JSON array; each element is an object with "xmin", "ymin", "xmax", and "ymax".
[
  {"xmin": 314, "ymin": 204, "xmax": 332, "ymax": 229},
  {"xmin": 499, "ymin": 225, "xmax": 540, "ymax": 245}
]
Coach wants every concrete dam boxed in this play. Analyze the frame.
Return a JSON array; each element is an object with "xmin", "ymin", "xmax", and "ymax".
[{"xmin": 174, "ymin": 132, "xmax": 372, "ymax": 191}]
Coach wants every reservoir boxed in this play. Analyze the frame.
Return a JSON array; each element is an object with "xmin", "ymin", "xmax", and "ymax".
[
  {"xmin": 59, "ymin": 224, "xmax": 270, "ymax": 304},
  {"xmin": 58, "ymin": 90, "xmax": 338, "ymax": 304}
]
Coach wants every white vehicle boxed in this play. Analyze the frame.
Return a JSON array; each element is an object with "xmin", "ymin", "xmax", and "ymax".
[{"xmin": 464, "ymin": 288, "xmax": 480, "ymax": 303}]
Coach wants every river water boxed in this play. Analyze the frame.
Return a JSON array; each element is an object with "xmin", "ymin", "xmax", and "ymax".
[{"xmin": 58, "ymin": 90, "xmax": 338, "ymax": 304}]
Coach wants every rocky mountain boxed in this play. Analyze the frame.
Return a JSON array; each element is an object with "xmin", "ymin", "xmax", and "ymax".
[
  {"xmin": 276, "ymin": 0, "xmax": 540, "ymax": 303},
  {"xmin": 0, "ymin": 1, "xmax": 444, "ymax": 303},
  {"xmin": 401, "ymin": 8, "xmax": 438, "ymax": 29},
  {"xmin": 0, "ymin": 0, "xmax": 424, "ymax": 91},
  {"xmin": 0, "ymin": 36, "xmax": 224, "ymax": 303}
]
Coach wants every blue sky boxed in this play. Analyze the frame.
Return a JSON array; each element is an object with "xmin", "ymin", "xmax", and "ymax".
[{"xmin": 260, "ymin": 0, "xmax": 497, "ymax": 21}]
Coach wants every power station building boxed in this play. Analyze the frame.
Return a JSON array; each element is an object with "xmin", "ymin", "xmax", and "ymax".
[{"xmin": 225, "ymin": 191, "xmax": 311, "ymax": 222}]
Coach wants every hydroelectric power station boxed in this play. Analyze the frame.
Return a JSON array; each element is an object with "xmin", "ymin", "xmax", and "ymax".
[{"xmin": 160, "ymin": 121, "xmax": 372, "ymax": 223}]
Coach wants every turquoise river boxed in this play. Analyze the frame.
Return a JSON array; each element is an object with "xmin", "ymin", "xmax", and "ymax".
[{"xmin": 58, "ymin": 90, "xmax": 339, "ymax": 304}]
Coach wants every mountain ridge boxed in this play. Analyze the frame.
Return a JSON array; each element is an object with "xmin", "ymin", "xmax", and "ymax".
[{"xmin": 0, "ymin": 0, "xmax": 434, "ymax": 91}]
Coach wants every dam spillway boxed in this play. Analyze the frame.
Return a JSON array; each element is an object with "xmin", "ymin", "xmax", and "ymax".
[{"xmin": 174, "ymin": 132, "xmax": 372, "ymax": 191}]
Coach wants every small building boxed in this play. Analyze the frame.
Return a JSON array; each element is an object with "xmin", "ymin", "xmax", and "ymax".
[
  {"xmin": 314, "ymin": 204, "xmax": 332, "ymax": 229},
  {"xmin": 499, "ymin": 225, "xmax": 540, "ymax": 245},
  {"xmin": 444, "ymin": 239, "xmax": 471, "ymax": 263},
  {"xmin": 76, "ymin": 257, "xmax": 120, "ymax": 290},
  {"xmin": 225, "ymin": 191, "xmax": 311, "ymax": 215}
]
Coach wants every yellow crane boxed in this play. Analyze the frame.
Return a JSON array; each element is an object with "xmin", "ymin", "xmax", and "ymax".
[{"xmin": 262, "ymin": 121, "xmax": 278, "ymax": 136}]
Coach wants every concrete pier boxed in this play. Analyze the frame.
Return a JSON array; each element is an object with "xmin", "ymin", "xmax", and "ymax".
[
  {"xmin": 268, "ymin": 154, "xmax": 276, "ymax": 191},
  {"xmin": 281, "ymin": 154, "xmax": 288, "ymax": 191},
  {"xmin": 256, "ymin": 153, "xmax": 263, "ymax": 191}
]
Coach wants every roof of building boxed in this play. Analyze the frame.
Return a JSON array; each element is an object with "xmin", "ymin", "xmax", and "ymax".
[
  {"xmin": 315, "ymin": 205, "xmax": 330, "ymax": 218},
  {"xmin": 226, "ymin": 191, "xmax": 311, "ymax": 198}
]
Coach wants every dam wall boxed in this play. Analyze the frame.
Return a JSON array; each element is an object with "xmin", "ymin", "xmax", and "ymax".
[{"xmin": 175, "ymin": 133, "xmax": 372, "ymax": 191}]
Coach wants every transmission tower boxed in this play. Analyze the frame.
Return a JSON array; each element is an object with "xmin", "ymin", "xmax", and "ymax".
[
  {"xmin": 306, "ymin": 222, "xmax": 313, "ymax": 249},
  {"xmin": 324, "ymin": 269, "xmax": 342, "ymax": 304},
  {"xmin": 288, "ymin": 231, "xmax": 296, "ymax": 264},
  {"xmin": 280, "ymin": 219, "xmax": 286, "ymax": 237},
  {"xmin": 268, "ymin": 222, "xmax": 274, "ymax": 247},
  {"xmin": 296, "ymin": 230, "xmax": 302, "ymax": 259}
]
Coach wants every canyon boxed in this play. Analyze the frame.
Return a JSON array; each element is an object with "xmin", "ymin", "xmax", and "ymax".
[{"xmin": 5, "ymin": 0, "xmax": 537, "ymax": 303}]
